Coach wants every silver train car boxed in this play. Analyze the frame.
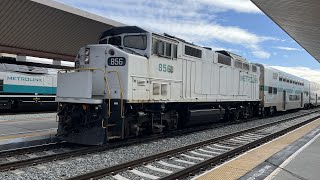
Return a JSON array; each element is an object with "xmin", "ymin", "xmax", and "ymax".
[
  {"xmin": 256, "ymin": 64, "xmax": 314, "ymax": 115},
  {"xmin": 55, "ymin": 26, "xmax": 320, "ymax": 145}
]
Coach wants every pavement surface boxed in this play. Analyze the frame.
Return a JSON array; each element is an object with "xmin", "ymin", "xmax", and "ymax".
[
  {"xmin": 0, "ymin": 113, "xmax": 57, "ymax": 136},
  {"xmin": 272, "ymin": 134, "xmax": 320, "ymax": 180},
  {"xmin": 195, "ymin": 118, "xmax": 320, "ymax": 180}
]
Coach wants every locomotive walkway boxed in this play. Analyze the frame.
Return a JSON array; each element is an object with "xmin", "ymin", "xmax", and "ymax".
[{"xmin": 194, "ymin": 116, "xmax": 320, "ymax": 180}]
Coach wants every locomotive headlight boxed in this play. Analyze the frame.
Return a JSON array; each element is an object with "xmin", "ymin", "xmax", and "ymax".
[
  {"xmin": 85, "ymin": 48, "xmax": 90, "ymax": 56},
  {"xmin": 84, "ymin": 56, "xmax": 90, "ymax": 64},
  {"xmin": 84, "ymin": 48, "xmax": 90, "ymax": 64}
]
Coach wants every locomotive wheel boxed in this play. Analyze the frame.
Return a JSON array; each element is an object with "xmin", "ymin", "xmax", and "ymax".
[
  {"xmin": 269, "ymin": 107, "xmax": 275, "ymax": 116},
  {"xmin": 232, "ymin": 109, "xmax": 240, "ymax": 121},
  {"xmin": 260, "ymin": 107, "xmax": 266, "ymax": 118}
]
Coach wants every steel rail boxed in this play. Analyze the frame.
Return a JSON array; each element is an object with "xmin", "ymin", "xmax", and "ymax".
[
  {"xmin": 161, "ymin": 115, "xmax": 320, "ymax": 179},
  {"xmin": 0, "ymin": 142, "xmax": 70, "ymax": 158},
  {"xmin": 66, "ymin": 109, "xmax": 320, "ymax": 180},
  {"xmin": 0, "ymin": 117, "xmax": 247, "ymax": 172},
  {"xmin": 1, "ymin": 109, "xmax": 318, "ymax": 173}
]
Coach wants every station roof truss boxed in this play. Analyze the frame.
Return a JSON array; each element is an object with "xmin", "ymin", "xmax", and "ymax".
[
  {"xmin": 0, "ymin": 0, "xmax": 125, "ymax": 61},
  {"xmin": 251, "ymin": 0, "xmax": 320, "ymax": 62}
]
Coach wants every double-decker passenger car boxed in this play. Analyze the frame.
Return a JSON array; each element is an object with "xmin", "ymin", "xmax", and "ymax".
[
  {"xmin": 256, "ymin": 64, "xmax": 310, "ymax": 115},
  {"xmin": 310, "ymin": 81, "xmax": 320, "ymax": 106}
]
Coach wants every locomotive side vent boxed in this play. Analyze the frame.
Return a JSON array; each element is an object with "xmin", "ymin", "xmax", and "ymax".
[
  {"xmin": 153, "ymin": 83, "xmax": 160, "ymax": 95},
  {"xmin": 137, "ymin": 80, "xmax": 146, "ymax": 86},
  {"xmin": 161, "ymin": 83, "xmax": 168, "ymax": 96}
]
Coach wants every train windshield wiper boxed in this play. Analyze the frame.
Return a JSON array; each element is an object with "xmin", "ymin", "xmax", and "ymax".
[{"xmin": 115, "ymin": 45, "xmax": 144, "ymax": 57}]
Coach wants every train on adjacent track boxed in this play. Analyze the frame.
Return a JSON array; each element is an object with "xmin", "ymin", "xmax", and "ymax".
[
  {"xmin": 0, "ymin": 63, "xmax": 57, "ymax": 111},
  {"xmin": 55, "ymin": 26, "xmax": 320, "ymax": 145}
]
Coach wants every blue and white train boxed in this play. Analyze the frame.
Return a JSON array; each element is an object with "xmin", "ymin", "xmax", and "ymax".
[{"xmin": 0, "ymin": 63, "xmax": 57, "ymax": 111}]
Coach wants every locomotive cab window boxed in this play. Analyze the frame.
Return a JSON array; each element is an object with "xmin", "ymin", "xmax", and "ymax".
[
  {"xmin": 108, "ymin": 36, "xmax": 122, "ymax": 46},
  {"xmin": 124, "ymin": 35, "xmax": 147, "ymax": 50},
  {"xmin": 268, "ymin": 87, "xmax": 273, "ymax": 94}
]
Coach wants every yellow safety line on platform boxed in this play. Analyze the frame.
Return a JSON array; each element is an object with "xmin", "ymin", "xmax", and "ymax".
[
  {"xmin": 0, "ymin": 130, "xmax": 56, "ymax": 141},
  {"xmin": 195, "ymin": 119, "xmax": 320, "ymax": 180}
]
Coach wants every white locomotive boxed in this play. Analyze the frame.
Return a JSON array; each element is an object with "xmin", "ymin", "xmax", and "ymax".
[{"xmin": 55, "ymin": 26, "xmax": 320, "ymax": 145}]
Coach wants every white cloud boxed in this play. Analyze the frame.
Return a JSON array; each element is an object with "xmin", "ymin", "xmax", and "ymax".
[
  {"xmin": 197, "ymin": 0, "xmax": 262, "ymax": 14},
  {"xmin": 271, "ymin": 66, "xmax": 320, "ymax": 84},
  {"xmin": 252, "ymin": 50, "xmax": 271, "ymax": 59},
  {"xmin": 274, "ymin": 46, "xmax": 303, "ymax": 51},
  {"xmin": 56, "ymin": 0, "xmax": 274, "ymax": 58}
]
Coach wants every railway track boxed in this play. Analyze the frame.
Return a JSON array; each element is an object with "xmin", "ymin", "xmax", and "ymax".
[
  {"xmin": 66, "ymin": 110, "xmax": 320, "ymax": 180},
  {"xmin": 0, "ymin": 108, "xmax": 319, "ymax": 174},
  {"xmin": 0, "ymin": 117, "xmax": 246, "ymax": 171},
  {"xmin": 0, "ymin": 142, "xmax": 85, "ymax": 171}
]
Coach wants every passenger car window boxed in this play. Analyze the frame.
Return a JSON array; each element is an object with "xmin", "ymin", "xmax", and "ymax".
[{"xmin": 273, "ymin": 87, "xmax": 277, "ymax": 94}]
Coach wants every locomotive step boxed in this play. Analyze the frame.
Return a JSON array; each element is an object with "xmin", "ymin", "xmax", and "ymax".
[
  {"xmin": 107, "ymin": 136, "xmax": 122, "ymax": 140},
  {"xmin": 106, "ymin": 124, "xmax": 117, "ymax": 127}
]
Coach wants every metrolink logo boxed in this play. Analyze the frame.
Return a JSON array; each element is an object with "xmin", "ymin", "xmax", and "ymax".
[
  {"xmin": 240, "ymin": 75, "xmax": 258, "ymax": 83},
  {"xmin": 7, "ymin": 76, "xmax": 42, "ymax": 82}
]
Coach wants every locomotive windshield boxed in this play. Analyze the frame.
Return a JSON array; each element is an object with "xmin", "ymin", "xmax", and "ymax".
[
  {"xmin": 123, "ymin": 35, "xmax": 147, "ymax": 50},
  {"xmin": 100, "ymin": 35, "xmax": 147, "ymax": 51}
]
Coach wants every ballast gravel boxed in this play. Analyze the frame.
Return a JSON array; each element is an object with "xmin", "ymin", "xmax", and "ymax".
[{"xmin": 0, "ymin": 110, "xmax": 318, "ymax": 180}]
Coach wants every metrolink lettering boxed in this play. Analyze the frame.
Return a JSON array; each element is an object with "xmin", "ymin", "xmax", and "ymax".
[
  {"xmin": 7, "ymin": 76, "xmax": 42, "ymax": 82},
  {"xmin": 241, "ymin": 75, "xmax": 257, "ymax": 83}
]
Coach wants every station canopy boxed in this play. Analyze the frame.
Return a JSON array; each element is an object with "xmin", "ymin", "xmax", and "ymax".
[
  {"xmin": 251, "ymin": 0, "xmax": 320, "ymax": 62},
  {"xmin": 0, "ymin": 0, "xmax": 125, "ymax": 61}
]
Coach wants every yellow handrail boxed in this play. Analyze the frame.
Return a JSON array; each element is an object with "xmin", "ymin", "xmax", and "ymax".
[
  {"xmin": 58, "ymin": 68, "xmax": 125, "ymax": 128},
  {"xmin": 60, "ymin": 68, "xmax": 111, "ymax": 119},
  {"xmin": 107, "ymin": 70, "xmax": 124, "ymax": 118}
]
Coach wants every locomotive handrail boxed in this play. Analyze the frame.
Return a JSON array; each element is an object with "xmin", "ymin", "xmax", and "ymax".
[
  {"xmin": 107, "ymin": 70, "xmax": 124, "ymax": 118},
  {"xmin": 58, "ymin": 68, "xmax": 125, "ymax": 127}
]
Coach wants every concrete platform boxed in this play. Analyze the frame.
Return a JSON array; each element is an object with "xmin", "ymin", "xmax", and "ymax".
[
  {"xmin": 270, "ymin": 132, "xmax": 319, "ymax": 180},
  {"xmin": 0, "ymin": 113, "xmax": 57, "ymax": 136},
  {"xmin": 194, "ymin": 119, "xmax": 320, "ymax": 180},
  {"xmin": 0, "ymin": 113, "xmax": 58, "ymax": 151}
]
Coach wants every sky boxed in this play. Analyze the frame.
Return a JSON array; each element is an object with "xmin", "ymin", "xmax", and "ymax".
[{"xmin": 55, "ymin": 0, "xmax": 320, "ymax": 83}]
